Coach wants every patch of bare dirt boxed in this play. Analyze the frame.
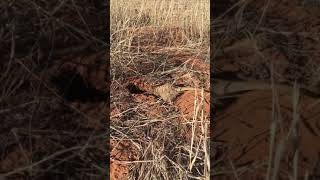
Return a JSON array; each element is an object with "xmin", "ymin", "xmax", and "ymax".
[
  {"xmin": 214, "ymin": 90, "xmax": 320, "ymax": 179},
  {"xmin": 213, "ymin": 0, "xmax": 320, "ymax": 179},
  {"xmin": 110, "ymin": 140, "xmax": 139, "ymax": 180},
  {"xmin": 175, "ymin": 90, "xmax": 210, "ymax": 118}
]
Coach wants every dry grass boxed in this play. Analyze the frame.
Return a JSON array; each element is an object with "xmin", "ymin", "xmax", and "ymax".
[
  {"xmin": 111, "ymin": 0, "xmax": 209, "ymax": 52},
  {"xmin": 0, "ymin": 0, "xmax": 107, "ymax": 179},
  {"xmin": 110, "ymin": 0, "xmax": 210, "ymax": 179},
  {"xmin": 212, "ymin": 0, "xmax": 320, "ymax": 179}
]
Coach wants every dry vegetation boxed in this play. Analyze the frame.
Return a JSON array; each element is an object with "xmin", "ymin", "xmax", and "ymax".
[
  {"xmin": 0, "ymin": 0, "xmax": 107, "ymax": 179},
  {"xmin": 110, "ymin": 0, "xmax": 210, "ymax": 179},
  {"xmin": 111, "ymin": 0, "xmax": 209, "ymax": 46},
  {"xmin": 212, "ymin": 0, "xmax": 320, "ymax": 179}
]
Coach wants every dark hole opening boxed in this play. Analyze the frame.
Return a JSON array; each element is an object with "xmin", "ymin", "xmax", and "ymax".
[
  {"xmin": 126, "ymin": 84, "xmax": 146, "ymax": 94},
  {"xmin": 51, "ymin": 71, "xmax": 107, "ymax": 103}
]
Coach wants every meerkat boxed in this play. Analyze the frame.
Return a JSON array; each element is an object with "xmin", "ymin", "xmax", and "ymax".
[
  {"xmin": 152, "ymin": 83, "xmax": 209, "ymax": 103},
  {"xmin": 152, "ymin": 81, "xmax": 286, "ymax": 103},
  {"xmin": 152, "ymin": 80, "xmax": 320, "ymax": 104},
  {"xmin": 152, "ymin": 81, "xmax": 277, "ymax": 103}
]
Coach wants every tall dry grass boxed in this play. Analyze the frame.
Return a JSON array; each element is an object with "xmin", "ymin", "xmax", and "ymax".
[{"xmin": 110, "ymin": 0, "xmax": 210, "ymax": 51}]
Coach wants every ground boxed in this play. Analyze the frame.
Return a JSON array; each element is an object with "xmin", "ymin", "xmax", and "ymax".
[
  {"xmin": 0, "ymin": 1, "xmax": 107, "ymax": 179},
  {"xmin": 110, "ymin": 0, "xmax": 210, "ymax": 179},
  {"xmin": 212, "ymin": 0, "xmax": 320, "ymax": 179},
  {"xmin": 110, "ymin": 27, "xmax": 210, "ymax": 179}
]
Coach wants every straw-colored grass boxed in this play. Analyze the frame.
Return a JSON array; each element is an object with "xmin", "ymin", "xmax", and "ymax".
[
  {"xmin": 111, "ymin": 0, "xmax": 209, "ymax": 49},
  {"xmin": 110, "ymin": 0, "xmax": 210, "ymax": 179}
]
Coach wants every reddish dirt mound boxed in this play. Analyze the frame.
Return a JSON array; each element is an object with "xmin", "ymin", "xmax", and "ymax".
[
  {"xmin": 110, "ymin": 140, "xmax": 139, "ymax": 180},
  {"xmin": 214, "ymin": 89, "xmax": 320, "ymax": 179},
  {"xmin": 175, "ymin": 90, "xmax": 210, "ymax": 118}
]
